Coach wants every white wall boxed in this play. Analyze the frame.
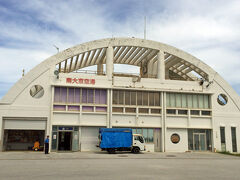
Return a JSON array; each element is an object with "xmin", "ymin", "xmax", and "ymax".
[{"xmin": 165, "ymin": 128, "xmax": 188, "ymax": 152}]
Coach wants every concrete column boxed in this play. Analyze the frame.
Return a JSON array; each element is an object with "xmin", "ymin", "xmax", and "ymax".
[
  {"xmin": 97, "ymin": 64, "xmax": 103, "ymax": 75},
  {"xmin": 106, "ymin": 46, "xmax": 113, "ymax": 81},
  {"xmin": 161, "ymin": 92, "xmax": 167, "ymax": 152},
  {"xmin": 157, "ymin": 50, "xmax": 165, "ymax": 80}
]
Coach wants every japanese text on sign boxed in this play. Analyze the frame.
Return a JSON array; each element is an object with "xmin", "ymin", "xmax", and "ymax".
[{"xmin": 66, "ymin": 78, "xmax": 95, "ymax": 85}]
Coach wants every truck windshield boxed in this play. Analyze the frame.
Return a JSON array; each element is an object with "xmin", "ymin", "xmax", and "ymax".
[{"xmin": 135, "ymin": 136, "xmax": 144, "ymax": 143}]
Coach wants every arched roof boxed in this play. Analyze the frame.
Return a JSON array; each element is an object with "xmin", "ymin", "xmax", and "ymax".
[{"xmin": 1, "ymin": 37, "xmax": 239, "ymax": 108}]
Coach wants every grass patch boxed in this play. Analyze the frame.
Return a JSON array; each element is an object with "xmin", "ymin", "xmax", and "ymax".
[{"xmin": 218, "ymin": 151, "xmax": 240, "ymax": 157}]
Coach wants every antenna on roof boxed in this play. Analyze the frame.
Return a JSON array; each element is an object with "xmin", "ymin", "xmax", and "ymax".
[
  {"xmin": 53, "ymin": 44, "xmax": 59, "ymax": 53},
  {"xmin": 22, "ymin": 69, "xmax": 25, "ymax": 77},
  {"xmin": 144, "ymin": 16, "xmax": 146, "ymax": 40}
]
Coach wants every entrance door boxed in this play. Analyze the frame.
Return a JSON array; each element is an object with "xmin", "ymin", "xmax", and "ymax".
[
  {"xmin": 193, "ymin": 133, "xmax": 206, "ymax": 151},
  {"xmin": 58, "ymin": 132, "xmax": 72, "ymax": 151},
  {"xmin": 154, "ymin": 129, "xmax": 161, "ymax": 152}
]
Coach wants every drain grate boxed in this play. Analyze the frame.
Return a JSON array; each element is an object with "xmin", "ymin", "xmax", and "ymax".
[
  {"xmin": 118, "ymin": 155, "xmax": 128, "ymax": 157},
  {"xmin": 166, "ymin": 155, "xmax": 176, "ymax": 157}
]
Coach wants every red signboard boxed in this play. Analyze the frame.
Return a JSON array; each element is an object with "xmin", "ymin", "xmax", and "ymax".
[{"xmin": 66, "ymin": 78, "xmax": 95, "ymax": 85}]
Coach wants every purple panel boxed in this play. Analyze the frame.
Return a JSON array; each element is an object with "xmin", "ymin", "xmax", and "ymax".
[
  {"xmin": 60, "ymin": 87, "xmax": 67, "ymax": 103},
  {"xmin": 96, "ymin": 107, "xmax": 107, "ymax": 112},
  {"xmin": 75, "ymin": 88, "xmax": 80, "ymax": 103},
  {"xmin": 95, "ymin": 89, "xmax": 100, "ymax": 104},
  {"xmin": 100, "ymin": 90, "xmax": 107, "ymax": 104},
  {"xmin": 68, "ymin": 105, "xmax": 80, "ymax": 111},
  {"xmin": 82, "ymin": 89, "xmax": 87, "ymax": 103},
  {"xmin": 82, "ymin": 106, "xmax": 94, "ymax": 112},
  {"xmin": 54, "ymin": 87, "xmax": 60, "ymax": 102},
  {"xmin": 88, "ymin": 89, "xmax": 94, "ymax": 103},
  {"xmin": 53, "ymin": 105, "xmax": 66, "ymax": 111},
  {"xmin": 68, "ymin": 88, "xmax": 74, "ymax": 103}
]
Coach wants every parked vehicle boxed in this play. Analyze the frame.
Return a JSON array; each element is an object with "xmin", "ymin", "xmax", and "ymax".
[{"xmin": 98, "ymin": 128, "xmax": 146, "ymax": 154}]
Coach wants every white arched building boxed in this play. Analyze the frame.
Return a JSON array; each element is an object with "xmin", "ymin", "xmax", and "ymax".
[{"xmin": 0, "ymin": 38, "xmax": 239, "ymax": 152}]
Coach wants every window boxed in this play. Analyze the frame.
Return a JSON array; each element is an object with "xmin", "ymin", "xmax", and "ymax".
[
  {"xmin": 139, "ymin": 108, "xmax": 149, "ymax": 114},
  {"xmin": 151, "ymin": 109, "xmax": 161, "ymax": 114},
  {"xmin": 125, "ymin": 91, "xmax": 130, "ymax": 105},
  {"xmin": 166, "ymin": 92, "xmax": 210, "ymax": 109},
  {"xmin": 217, "ymin": 94, "xmax": 228, "ymax": 106},
  {"xmin": 220, "ymin": 127, "xmax": 226, "ymax": 151},
  {"xmin": 125, "ymin": 108, "xmax": 136, "ymax": 113},
  {"xmin": 231, "ymin": 127, "xmax": 237, "ymax": 152},
  {"xmin": 178, "ymin": 110, "xmax": 188, "ymax": 115},
  {"xmin": 112, "ymin": 107, "xmax": 123, "ymax": 113},
  {"xmin": 202, "ymin": 111, "xmax": 211, "ymax": 116},
  {"xmin": 167, "ymin": 109, "xmax": 176, "ymax": 114},
  {"xmin": 132, "ymin": 128, "xmax": 154, "ymax": 143},
  {"xmin": 171, "ymin": 134, "xmax": 180, "ymax": 144},
  {"xmin": 190, "ymin": 110, "xmax": 200, "ymax": 115}
]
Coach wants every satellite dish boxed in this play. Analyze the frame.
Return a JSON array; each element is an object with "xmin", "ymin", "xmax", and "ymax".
[
  {"xmin": 54, "ymin": 70, "xmax": 59, "ymax": 76},
  {"xmin": 54, "ymin": 70, "xmax": 59, "ymax": 79}
]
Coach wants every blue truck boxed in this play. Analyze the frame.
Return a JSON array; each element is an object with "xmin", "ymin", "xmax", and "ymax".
[{"xmin": 98, "ymin": 128, "xmax": 146, "ymax": 154}]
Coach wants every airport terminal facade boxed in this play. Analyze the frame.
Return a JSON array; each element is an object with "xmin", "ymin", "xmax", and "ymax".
[{"xmin": 0, "ymin": 38, "xmax": 239, "ymax": 152}]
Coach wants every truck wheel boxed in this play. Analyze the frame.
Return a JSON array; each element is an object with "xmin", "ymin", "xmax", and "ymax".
[
  {"xmin": 132, "ymin": 147, "xmax": 140, "ymax": 154},
  {"xmin": 107, "ymin": 149, "xmax": 115, "ymax": 154}
]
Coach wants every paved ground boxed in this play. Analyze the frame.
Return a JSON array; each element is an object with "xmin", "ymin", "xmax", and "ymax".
[{"xmin": 0, "ymin": 151, "xmax": 239, "ymax": 180}]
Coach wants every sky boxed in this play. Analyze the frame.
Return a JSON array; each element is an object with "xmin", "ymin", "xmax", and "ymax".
[{"xmin": 0, "ymin": 0, "xmax": 240, "ymax": 99}]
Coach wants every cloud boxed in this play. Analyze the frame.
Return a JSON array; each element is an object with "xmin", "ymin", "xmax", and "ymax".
[{"xmin": 0, "ymin": 0, "xmax": 240, "ymax": 99}]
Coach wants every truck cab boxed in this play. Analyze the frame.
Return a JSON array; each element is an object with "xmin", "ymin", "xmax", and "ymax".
[{"xmin": 132, "ymin": 134, "xmax": 145, "ymax": 153}]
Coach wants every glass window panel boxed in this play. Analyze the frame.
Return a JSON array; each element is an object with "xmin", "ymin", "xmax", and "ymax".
[
  {"xmin": 96, "ymin": 107, "xmax": 107, "ymax": 112},
  {"xmin": 193, "ymin": 95, "xmax": 198, "ymax": 108},
  {"xmin": 125, "ymin": 91, "xmax": 130, "ymax": 105},
  {"xmin": 178, "ymin": 110, "xmax": 188, "ymax": 115},
  {"xmin": 87, "ymin": 89, "xmax": 94, "ymax": 103},
  {"xmin": 151, "ymin": 109, "xmax": 161, "ymax": 114},
  {"xmin": 202, "ymin": 111, "xmax": 211, "ymax": 116},
  {"xmin": 112, "ymin": 107, "xmax": 123, "ymax": 112},
  {"xmin": 75, "ymin": 88, "xmax": 80, "ymax": 103},
  {"xmin": 187, "ymin": 94, "xmax": 193, "ymax": 108},
  {"xmin": 82, "ymin": 106, "xmax": 94, "ymax": 112},
  {"xmin": 148, "ymin": 129, "xmax": 154, "ymax": 143},
  {"xmin": 95, "ymin": 89, "xmax": 101, "ymax": 104},
  {"xmin": 176, "ymin": 93, "xmax": 181, "ymax": 107},
  {"xmin": 166, "ymin": 93, "xmax": 170, "ymax": 107},
  {"xmin": 204, "ymin": 95, "xmax": 210, "ymax": 109},
  {"xmin": 231, "ymin": 127, "xmax": 237, "ymax": 152},
  {"xmin": 182, "ymin": 94, "xmax": 187, "ymax": 108},
  {"xmin": 198, "ymin": 95, "xmax": 204, "ymax": 109},
  {"xmin": 68, "ymin": 105, "xmax": 80, "ymax": 111},
  {"xmin": 68, "ymin": 88, "xmax": 74, "ymax": 103},
  {"xmin": 119, "ymin": 90, "xmax": 124, "ymax": 105},
  {"xmin": 54, "ymin": 87, "xmax": 60, "ymax": 103},
  {"xmin": 82, "ymin": 89, "xmax": 87, "ymax": 103},
  {"xmin": 53, "ymin": 105, "xmax": 66, "ymax": 111},
  {"xmin": 143, "ymin": 92, "xmax": 148, "ymax": 106},
  {"xmin": 132, "ymin": 129, "xmax": 137, "ymax": 134},
  {"xmin": 130, "ymin": 91, "xmax": 136, "ymax": 105},
  {"xmin": 125, "ymin": 108, "xmax": 136, "ymax": 113},
  {"xmin": 139, "ymin": 108, "xmax": 149, "ymax": 114},
  {"xmin": 190, "ymin": 110, "xmax": 200, "ymax": 115},
  {"xmin": 167, "ymin": 109, "xmax": 176, "ymax": 114},
  {"xmin": 143, "ymin": 129, "xmax": 148, "ymax": 142},
  {"xmin": 100, "ymin": 90, "xmax": 107, "ymax": 104},
  {"xmin": 154, "ymin": 92, "xmax": 160, "ymax": 106},
  {"xmin": 137, "ymin": 129, "xmax": 142, "ymax": 134},
  {"xmin": 60, "ymin": 87, "xmax": 67, "ymax": 103},
  {"xmin": 170, "ymin": 93, "xmax": 175, "ymax": 107},
  {"xmin": 149, "ymin": 92, "xmax": 154, "ymax": 106},
  {"xmin": 113, "ymin": 90, "xmax": 118, "ymax": 104},
  {"xmin": 137, "ymin": 91, "xmax": 143, "ymax": 106}
]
